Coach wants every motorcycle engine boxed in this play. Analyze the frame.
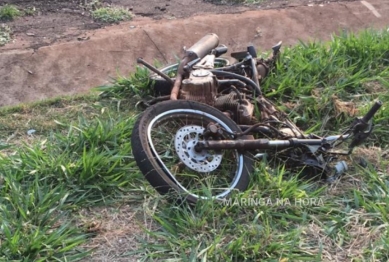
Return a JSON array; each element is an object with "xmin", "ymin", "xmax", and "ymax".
[
  {"xmin": 179, "ymin": 69, "xmax": 255, "ymax": 125},
  {"xmin": 180, "ymin": 69, "xmax": 217, "ymax": 106},
  {"xmin": 214, "ymin": 93, "xmax": 255, "ymax": 125}
]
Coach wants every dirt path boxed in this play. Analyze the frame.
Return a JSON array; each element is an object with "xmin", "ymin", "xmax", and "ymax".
[{"xmin": 0, "ymin": 0, "xmax": 388, "ymax": 106}]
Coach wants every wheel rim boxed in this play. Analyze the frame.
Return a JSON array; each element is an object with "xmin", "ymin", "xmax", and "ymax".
[{"xmin": 146, "ymin": 108, "xmax": 244, "ymax": 200}]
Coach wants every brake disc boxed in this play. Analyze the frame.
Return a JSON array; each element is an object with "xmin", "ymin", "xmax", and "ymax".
[{"xmin": 174, "ymin": 125, "xmax": 222, "ymax": 173}]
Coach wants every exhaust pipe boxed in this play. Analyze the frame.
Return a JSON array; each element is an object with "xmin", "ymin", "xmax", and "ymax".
[
  {"xmin": 185, "ymin": 33, "xmax": 219, "ymax": 59},
  {"xmin": 171, "ymin": 33, "xmax": 220, "ymax": 100}
]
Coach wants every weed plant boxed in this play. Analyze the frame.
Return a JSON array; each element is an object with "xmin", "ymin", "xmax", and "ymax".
[
  {"xmin": 92, "ymin": 6, "xmax": 132, "ymax": 23},
  {"xmin": 0, "ymin": 24, "xmax": 11, "ymax": 46},
  {"xmin": 0, "ymin": 4, "xmax": 21, "ymax": 21}
]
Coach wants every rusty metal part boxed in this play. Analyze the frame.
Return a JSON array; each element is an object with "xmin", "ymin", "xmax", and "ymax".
[
  {"xmin": 193, "ymin": 54, "xmax": 216, "ymax": 69},
  {"xmin": 137, "ymin": 58, "xmax": 174, "ymax": 86},
  {"xmin": 255, "ymin": 95, "xmax": 303, "ymax": 138},
  {"xmin": 279, "ymin": 128, "xmax": 303, "ymax": 138},
  {"xmin": 256, "ymin": 63, "xmax": 268, "ymax": 82},
  {"xmin": 215, "ymin": 92, "xmax": 255, "ymax": 125},
  {"xmin": 148, "ymin": 95, "xmax": 170, "ymax": 105},
  {"xmin": 239, "ymin": 124, "xmax": 275, "ymax": 136},
  {"xmin": 272, "ymin": 41, "xmax": 283, "ymax": 53},
  {"xmin": 284, "ymin": 119, "xmax": 305, "ymax": 138},
  {"xmin": 196, "ymin": 138, "xmax": 285, "ymax": 151},
  {"xmin": 230, "ymin": 51, "xmax": 248, "ymax": 61},
  {"xmin": 211, "ymin": 70, "xmax": 261, "ymax": 96},
  {"xmin": 218, "ymin": 79, "xmax": 246, "ymax": 88},
  {"xmin": 254, "ymin": 95, "xmax": 303, "ymax": 136},
  {"xmin": 170, "ymin": 56, "xmax": 193, "ymax": 100},
  {"xmin": 256, "ymin": 96, "xmax": 279, "ymax": 120},
  {"xmin": 223, "ymin": 111, "xmax": 232, "ymax": 119},
  {"xmin": 255, "ymin": 42, "xmax": 282, "ymax": 82},
  {"xmin": 250, "ymin": 57, "xmax": 261, "ymax": 93},
  {"xmin": 196, "ymin": 138, "xmax": 323, "ymax": 151},
  {"xmin": 186, "ymin": 33, "xmax": 219, "ymax": 59},
  {"xmin": 240, "ymin": 135, "xmax": 255, "ymax": 141},
  {"xmin": 207, "ymin": 123, "xmax": 219, "ymax": 133},
  {"xmin": 203, "ymin": 122, "xmax": 224, "ymax": 140},
  {"xmin": 215, "ymin": 93, "xmax": 239, "ymax": 111},
  {"xmin": 214, "ymin": 93, "xmax": 239, "ymax": 123},
  {"xmin": 184, "ymin": 58, "xmax": 201, "ymax": 72},
  {"xmin": 180, "ymin": 69, "xmax": 217, "ymax": 105},
  {"xmin": 170, "ymin": 73, "xmax": 183, "ymax": 100},
  {"xmin": 237, "ymin": 100, "xmax": 255, "ymax": 125},
  {"xmin": 171, "ymin": 34, "xmax": 219, "ymax": 100},
  {"xmin": 214, "ymin": 60, "xmax": 245, "ymax": 71}
]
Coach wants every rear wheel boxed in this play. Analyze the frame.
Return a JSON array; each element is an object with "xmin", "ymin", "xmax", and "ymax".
[{"xmin": 131, "ymin": 100, "xmax": 254, "ymax": 204}]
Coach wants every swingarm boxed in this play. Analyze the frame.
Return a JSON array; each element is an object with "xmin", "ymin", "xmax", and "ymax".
[{"xmin": 195, "ymin": 138, "xmax": 323, "ymax": 151}]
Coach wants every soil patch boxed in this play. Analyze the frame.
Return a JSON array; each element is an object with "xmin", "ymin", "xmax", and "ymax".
[
  {"xmin": 1, "ymin": 0, "xmax": 355, "ymax": 50},
  {"xmin": 0, "ymin": 0, "xmax": 388, "ymax": 107}
]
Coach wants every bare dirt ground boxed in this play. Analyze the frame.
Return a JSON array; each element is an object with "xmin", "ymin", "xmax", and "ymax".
[
  {"xmin": 1, "ymin": 0, "xmax": 343, "ymax": 51},
  {"xmin": 1, "ymin": 0, "xmax": 388, "ymax": 107},
  {"xmin": 1, "ymin": 0, "xmax": 353, "ymax": 50}
]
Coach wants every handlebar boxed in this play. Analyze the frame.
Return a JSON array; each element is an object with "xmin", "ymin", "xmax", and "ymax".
[
  {"xmin": 347, "ymin": 100, "xmax": 382, "ymax": 152},
  {"xmin": 362, "ymin": 100, "xmax": 382, "ymax": 123},
  {"xmin": 213, "ymin": 45, "xmax": 228, "ymax": 57}
]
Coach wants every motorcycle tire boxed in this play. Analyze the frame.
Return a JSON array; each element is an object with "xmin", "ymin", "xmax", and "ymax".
[
  {"xmin": 151, "ymin": 56, "xmax": 238, "ymax": 96},
  {"xmin": 131, "ymin": 100, "xmax": 254, "ymax": 204}
]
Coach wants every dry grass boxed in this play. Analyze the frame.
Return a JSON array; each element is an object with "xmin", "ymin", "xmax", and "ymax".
[
  {"xmin": 332, "ymin": 95, "xmax": 358, "ymax": 117},
  {"xmin": 300, "ymin": 213, "xmax": 382, "ymax": 262},
  {"xmin": 77, "ymin": 205, "xmax": 144, "ymax": 261},
  {"xmin": 0, "ymin": 95, "xmax": 102, "ymax": 139},
  {"xmin": 353, "ymin": 146, "xmax": 383, "ymax": 167}
]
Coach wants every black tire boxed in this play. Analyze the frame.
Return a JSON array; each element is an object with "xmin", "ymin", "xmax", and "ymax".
[
  {"xmin": 131, "ymin": 100, "xmax": 254, "ymax": 204},
  {"xmin": 151, "ymin": 56, "xmax": 239, "ymax": 96}
]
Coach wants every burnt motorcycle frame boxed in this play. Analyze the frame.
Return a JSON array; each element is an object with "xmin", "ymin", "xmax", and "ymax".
[{"xmin": 136, "ymin": 33, "xmax": 382, "ymax": 181}]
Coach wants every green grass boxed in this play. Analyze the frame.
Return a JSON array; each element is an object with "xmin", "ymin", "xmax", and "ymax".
[
  {"xmin": 22, "ymin": 6, "xmax": 36, "ymax": 16},
  {"xmin": 0, "ymin": 4, "xmax": 34, "ymax": 46},
  {"xmin": 0, "ymin": 24, "xmax": 11, "ymax": 46},
  {"xmin": 0, "ymin": 28, "xmax": 389, "ymax": 260},
  {"xmin": 0, "ymin": 4, "xmax": 21, "ymax": 21},
  {"xmin": 91, "ymin": 6, "xmax": 132, "ymax": 23},
  {"xmin": 96, "ymin": 66, "xmax": 152, "ymax": 99},
  {"xmin": 0, "ymin": 96, "xmax": 147, "ymax": 260},
  {"xmin": 262, "ymin": 29, "xmax": 389, "ymax": 138}
]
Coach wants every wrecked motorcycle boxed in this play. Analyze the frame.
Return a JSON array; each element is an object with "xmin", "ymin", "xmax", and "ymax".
[{"xmin": 131, "ymin": 33, "xmax": 382, "ymax": 204}]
